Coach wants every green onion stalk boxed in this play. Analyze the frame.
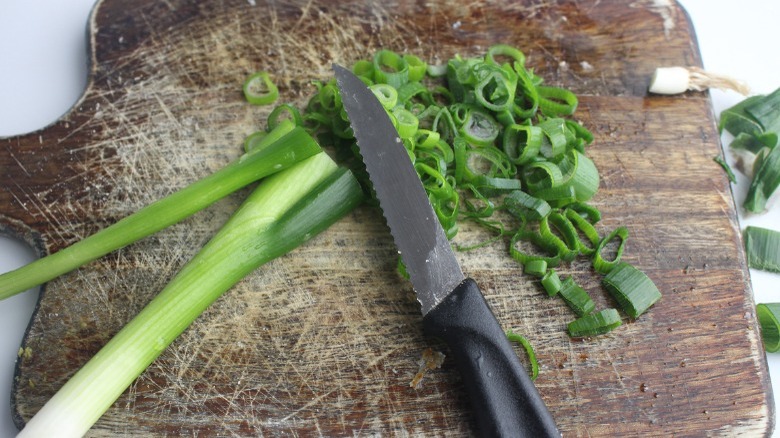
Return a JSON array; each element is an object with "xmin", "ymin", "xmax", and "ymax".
[
  {"xmin": 17, "ymin": 152, "xmax": 364, "ymax": 437},
  {"xmin": 0, "ymin": 121, "xmax": 316, "ymax": 301}
]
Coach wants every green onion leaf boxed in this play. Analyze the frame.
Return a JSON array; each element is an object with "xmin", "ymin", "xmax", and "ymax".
[
  {"xmin": 757, "ymin": 303, "xmax": 780, "ymax": 352},
  {"xmin": 602, "ymin": 262, "xmax": 662, "ymax": 318},
  {"xmin": 745, "ymin": 226, "xmax": 780, "ymax": 273},
  {"xmin": 744, "ymin": 142, "xmax": 780, "ymax": 213}
]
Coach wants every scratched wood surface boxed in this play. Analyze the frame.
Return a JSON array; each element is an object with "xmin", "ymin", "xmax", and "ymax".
[{"xmin": 1, "ymin": 0, "xmax": 773, "ymax": 436}]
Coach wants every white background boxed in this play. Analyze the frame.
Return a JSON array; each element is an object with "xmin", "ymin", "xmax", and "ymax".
[{"xmin": 1, "ymin": 0, "xmax": 779, "ymax": 436}]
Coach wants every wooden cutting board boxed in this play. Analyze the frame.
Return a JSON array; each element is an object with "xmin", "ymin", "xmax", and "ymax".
[{"xmin": 1, "ymin": 0, "xmax": 773, "ymax": 435}]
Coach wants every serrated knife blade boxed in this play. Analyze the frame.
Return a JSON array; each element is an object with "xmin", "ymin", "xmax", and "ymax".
[{"xmin": 335, "ymin": 64, "xmax": 559, "ymax": 437}]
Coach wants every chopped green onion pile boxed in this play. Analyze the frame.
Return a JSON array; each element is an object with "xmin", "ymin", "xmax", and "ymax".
[
  {"xmin": 293, "ymin": 46, "xmax": 660, "ymax": 337},
  {"xmin": 719, "ymin": 87, "xmax": 780, "ymax": 213}
]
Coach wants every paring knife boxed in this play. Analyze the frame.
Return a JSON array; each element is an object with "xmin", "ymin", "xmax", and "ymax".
[{"xmin": 334, "ymin": 64, "xmax": 560, "ymax": 437}]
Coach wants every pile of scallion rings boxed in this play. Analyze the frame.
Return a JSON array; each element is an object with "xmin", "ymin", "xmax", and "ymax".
[{"xmin": 246, "ymin": 44, "xmax": 662, "ymax": 337}]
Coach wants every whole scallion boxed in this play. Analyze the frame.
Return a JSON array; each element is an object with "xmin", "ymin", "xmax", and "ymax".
[
  {"xmin": 17, "ymin": 152, "xmax": 364, "ymax": 437},
  {"xmin": 0, "ymin": 122, "xmax": 319, "ymax": 301}
]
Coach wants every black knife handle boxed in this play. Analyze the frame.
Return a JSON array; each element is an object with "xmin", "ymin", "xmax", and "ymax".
[{"xmin": 422, "ymin": 278, "xmax": 560, "ymax": 438}]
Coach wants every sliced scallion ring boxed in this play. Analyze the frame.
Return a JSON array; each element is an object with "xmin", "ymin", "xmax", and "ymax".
[
  {"xmin": 558, "ymin": 277, "xmax": 596, "ymax": 317},
  {"xmin": 568, "ymin": 309, "xmax": 622, "ymax": 338},
  {"xmin": 602, "ymin": 262, "xmax": 662, "ymax": 318},
  {"xmin": 243, "ymin": 71, "xmax": 279, "ymax": 106},
  {"xmin": 593, "ymin": 226, "xmax": 629, "ymax": 274}
]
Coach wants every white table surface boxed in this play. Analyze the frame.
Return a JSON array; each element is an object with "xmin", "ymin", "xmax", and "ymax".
[{"xmin": 1, "ymin": 0, "xmax": 779, "ymax": 436}]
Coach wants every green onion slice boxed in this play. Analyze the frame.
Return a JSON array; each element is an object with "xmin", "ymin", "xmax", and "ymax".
[
  {"xmin": 506, "ymin": 331, "xmax": 539, "ymax": 380},
  {"xmin": 503, "ymin": 190, "xmax": 552, "ymax": 222},
  {"xmin": 373, "ymin": 49, "xmax": 409, "ymax": 88},
  {"xmin": 541, "ymin": 269, "xmax": 562, "ymax": 297},
  {"xmin": 713, "ymin": 155, "xmax": 737, "ymax": 184},
  {"xmin": 757, "ymin": 303, "xmax": 780, "ymax": 352},
  {"xmin": 593, "ymin": 226, "xmax": 629, "ymax": 274},
  {"xmin": 745, "ymin": 226, "xmax": 780, "ymax": 273},
  {"xmin": 602, "ymin": 262, "xmax": 662, "ymax": 318},
  {"xmin": 568, "ymin": 308, "xmax": 622, "ymax": 338},
  {"xmin": 243, "ymin": 71, "xmax": 279, "ymax": 106},
  {"xmin": 524, "ymin": 260, "xmax": 547, "ymax": 277},
  {"xmin": 537, "ymin": 86, "xmax": 578, "ymax": 117},
  {"xmin": 558, "ymin": 277, "xmax": 596, "ymax": 317}
]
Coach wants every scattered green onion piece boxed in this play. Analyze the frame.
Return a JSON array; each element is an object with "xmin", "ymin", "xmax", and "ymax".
[
  {"xmin": 745, "ymin": 226, "xmax": 780, "ymax": 273},
  {"xmin": 403, "ymin": 54, "xmax": 427, "ymax": 82},
  {"xmin": 539, "ymin": 212, "xmax": 579, "ymax": 262},
  {"xmin": 564, "ymin": 207, "xmax": 600, "ymax": 255},
  {"xmin": 539, "ymin": 118, "xmax": 570, "ymax": 158},
  {"xmin": 719, "ymin": 94, "xmax": 766, "ymax": 136},
  {"xmin": 510, "ymin": 230, "xmax": 562, "ymax": 268},
  {"xmin": 317, "ymin": 82, "xmax": 342, "ymax": 112},
  {"xmin": 530, "ymin": 185, "xmax": 577, "ymax": 208},
  {"xmin": 713, "ymin": 155, "xmax": 737, "ymax": 184},
  {"xmin": 369, "ymin": 83, "xmax": 399, "ymax": 110},
  {"xmin": 744, "ymin": 143, "xmax": 780, "ymax": 213},
  {"xmin": 267, "ymin": 103, "xmax": 303, "ymax": 130},
  {"xmin": 0, "ymin": 126, "xmax": 321, "ymax": 301},
  {"xmin": 568, "ymin": 151, "xmax": 600, "ymax": 202},
  {"xmin": 469, "ymin": 176, "xmax": 523, "ymax": 198},
  {"xmin": 512, "ymin": 67, "xmax": 540, "ymax": 120},
  {"xmin": 541, "ymin": 269, "xmax": 562, "ymax": 297},
  {"xmin": 506, "ymin": 331, "xmax": 538, "ymax": 380},
  {"xmin": 503, "ymin": 190, "xmax": 552, "ymax": 221},
  {"xmin": 730, "ymin": 131, "xmax": 776, "ymax": 155},
  {"xmin": 558, "ymin": 277, "xmax": 596, "ymax": 317},
  {"xmin": 567, "ymin": 202, "xmax": 602, "ymax": 224},
  {"xmin": 474, "ymin": 64, "xmax": 517, "ymax": 112},
  {"xmin": 524, "ymin": 260, "xmax": 547, "ymax": 277},
  {"xmin": 522, "ymin": 160, "xmax": 565, "ymax": 192},
  {"xmin": 503, "ymin": 124, "xmax": 543, "ymax": 165},
  {"xmin": 744, "ymin": 87, "xmax": 780, "ymax": 134},
  {"xmin": 243, "ymin": 71, "xmax": 279, "ymax": 106},
  {"xmin": 397, "ymin": 81, "xmax": 430, "ymax": 105},
  {"xmin": 373, "ymin": 49, "xmax": 409, "ymax": 89},
  {"xmin": 757, "ymin": 303, "xmax": 780, "ymax": 352},
  {"xmin": 602, "ymin": 262, "xmax": 662, "ymax": 318},
  {"xmin": 565, "ymin": 120, "xmax": 594, "ymax": 145},
  {"xmin": 593, "ymin": 226, "xmax": 629, "ymax": 274},
  {"xmin": 393, "ymin": 107, "xmax": 420, "ymax": 139},
  {"xmin": 568, "ymin": 308, "xmax": 622, "ymax": 338},
  {"xmin": 352, "ymin": 60, "xmax": 374, "ymax": 80},
  {"xmin": 486, "ymin": 44, "xmax": 526, "ymax": 67},
  {"xmin": 537, "ymin": 86, "xmax": 578, "ymax": 117},
  {"xmin": 459, "ymin": 109, "xmax": 501, "ymax": 146}
]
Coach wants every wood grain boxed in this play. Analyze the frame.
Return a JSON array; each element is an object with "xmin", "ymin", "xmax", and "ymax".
[{"xmin": 1, "ymin": 0, "xmax": 773, "ymax": 435}]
